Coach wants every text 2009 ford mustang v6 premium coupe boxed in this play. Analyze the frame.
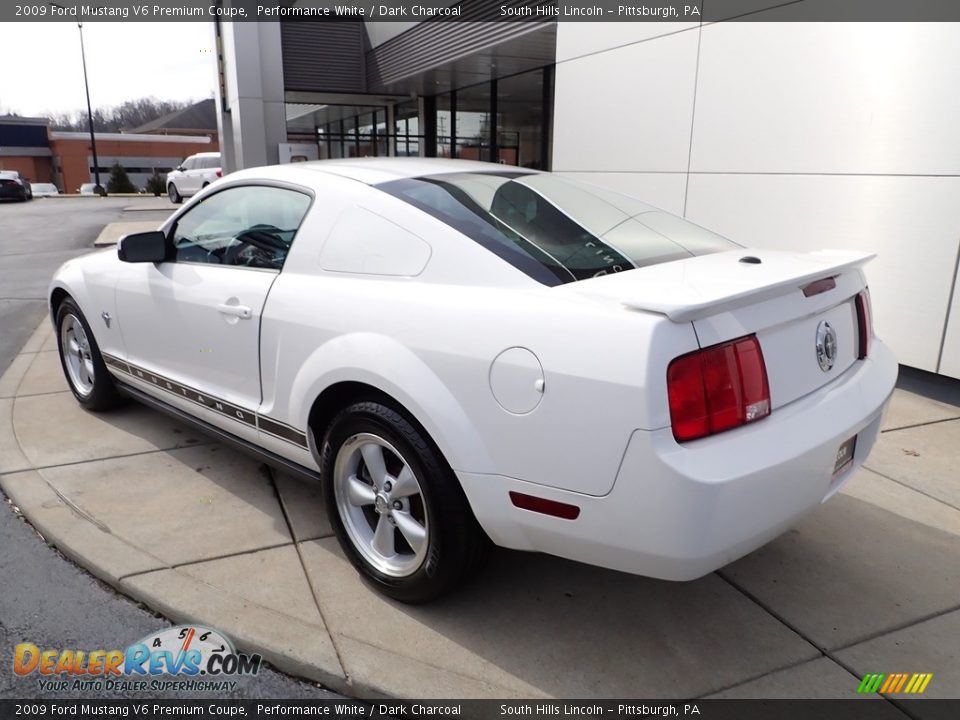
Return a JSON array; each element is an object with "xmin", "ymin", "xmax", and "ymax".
[{"xmin": 50, "ymin": 158, "xmax": 897, "ymax": 602}]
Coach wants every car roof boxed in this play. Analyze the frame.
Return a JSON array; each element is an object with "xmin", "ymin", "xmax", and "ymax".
[
  {"xmin": 189, "ymin": 152, "xmax": 220, "ymax": 158},
  {"xmin": 228, "ymin": 157, "xmax": 538, "ymax": 187}
]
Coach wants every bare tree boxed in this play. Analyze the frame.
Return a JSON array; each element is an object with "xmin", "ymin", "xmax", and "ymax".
[{"xmin": 47, "ymin": 97, "xmax": 194, "ymax": 132}]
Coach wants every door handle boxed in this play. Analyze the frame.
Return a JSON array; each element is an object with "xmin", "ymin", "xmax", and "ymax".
[{"xmin": 216, "ymin": 303, "xmax": 252, "ymax": 319}]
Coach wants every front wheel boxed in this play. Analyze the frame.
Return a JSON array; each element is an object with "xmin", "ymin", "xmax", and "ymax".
[
  {"xmin": 320, "ymin": 401, "xmax": 488, "ymax": 603},
  {"xmin": 167, "ymin": 183, "xmax": 182, "ymax": 204},
  {"xmin": 56, "ymin": 299, "xmax": 124, "ymax": 410}
]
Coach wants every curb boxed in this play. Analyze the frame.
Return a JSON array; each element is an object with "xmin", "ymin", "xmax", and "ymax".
[
  {"xmin": 93, "ymin": 221, "xmax": 167, "ymax": 247},
  {"xmin": 0, "ymin": 323, "xmax": 353, "ymax": 696}
]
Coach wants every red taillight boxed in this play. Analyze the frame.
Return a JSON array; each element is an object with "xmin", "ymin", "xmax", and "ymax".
[
  {"xmin": 215, "ymin": 170, "xmax": 222, "ymax": 178},
  {"xmin": 855, "ymin": 289, "xmax": 872, "ymax": 359},
  {"xmin": 667, "ymin": 335, "xmax": 771, "ymax": 442}
]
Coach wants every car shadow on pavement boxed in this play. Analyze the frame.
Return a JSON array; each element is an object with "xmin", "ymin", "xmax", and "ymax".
[{"xmin": 297, "ymin": 487, "xmax": 960, "ymax": 699}]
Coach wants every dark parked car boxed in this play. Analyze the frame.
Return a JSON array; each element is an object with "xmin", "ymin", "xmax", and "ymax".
[{"xmin": 0, "ymin": 171, "xmax": 32, "ymax": 201}]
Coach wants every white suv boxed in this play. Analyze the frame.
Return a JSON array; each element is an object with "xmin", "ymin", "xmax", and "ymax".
[{"xmin": 166, "ymin": 152, "xmax": 221, "ymax": 204}]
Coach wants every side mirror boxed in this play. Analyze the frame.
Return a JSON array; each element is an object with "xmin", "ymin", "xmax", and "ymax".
[
  {"xmin": 118, "ymin": 231, "xmax": 167, "ymax": 263},
  {"xmin": 176, "ymin": 165, "xmax": 186, "ymax": 172}
]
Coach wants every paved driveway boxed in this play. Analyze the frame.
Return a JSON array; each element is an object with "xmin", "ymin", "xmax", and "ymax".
[
  {"xmin": 0, "ymin": 196, "xmax": 172, "ymax": 372},
  {"xmin": 0, "ymin": 197, "xmax": 344, "ymax": 699},
  {"xmin": 0, "ymin": 200, "xmax": 958, "ymax": 706}
]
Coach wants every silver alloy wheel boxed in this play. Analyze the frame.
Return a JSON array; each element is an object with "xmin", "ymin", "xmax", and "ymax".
[
  {"xmin": 61, "ymin": 314, "xmax": 95, "ymax": 397},
  {"xmin": 333, "ymin": 433, "xmax": 429, "ymax": 577}
]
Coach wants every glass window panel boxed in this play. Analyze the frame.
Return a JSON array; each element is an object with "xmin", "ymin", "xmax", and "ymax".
[
  {"xmin": 497, "ymin": 69, "xmax": 545, "ymax": 169},
  {"xmin": 172, "ymin": 186, "xmax": 311, "ymax": 270},
  {"xmin": 378, "ymin": 172, "xmax": 739, "ymax": 285}
]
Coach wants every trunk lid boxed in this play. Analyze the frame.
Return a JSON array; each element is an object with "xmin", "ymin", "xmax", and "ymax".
[{"xmin": 562, "ymin": 248, "xmax": 873, "ymax": 409}]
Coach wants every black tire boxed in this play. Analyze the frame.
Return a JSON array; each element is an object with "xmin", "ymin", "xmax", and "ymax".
[
  {"xmin": 167, "ymin": 183, "xmax": 182, "ymax": 204},
  {"xmin": 55, "ymin": 298, "xmax": 125, "ymax": 411},
  {"xmin": 319, "ymin": 401, "xmax": 488, "ymax": 603}
]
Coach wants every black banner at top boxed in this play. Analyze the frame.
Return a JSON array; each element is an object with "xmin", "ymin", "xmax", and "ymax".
[{"xmin": 7, "ymin": 0, "xmax": 960, "ymax": 23}]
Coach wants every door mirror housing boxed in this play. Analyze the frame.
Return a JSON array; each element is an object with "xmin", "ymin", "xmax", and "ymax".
[
  {"xmin": 118, "ymin": 231, "xmax": 168, "ymax": 263},
  {"xmin": 176, "ymin": 165, "xmax": 186, "ymax": 172}
]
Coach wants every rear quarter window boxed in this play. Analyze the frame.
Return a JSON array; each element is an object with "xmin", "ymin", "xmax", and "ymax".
[{"xmin": 377, "ymin": 172, "xmax": 739, "ymax": 285}]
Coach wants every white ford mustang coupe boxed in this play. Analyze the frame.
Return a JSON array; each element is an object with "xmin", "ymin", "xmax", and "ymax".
[{"xmin": 50, "ymin": 158, "xmax": 897, "ymax": 602}]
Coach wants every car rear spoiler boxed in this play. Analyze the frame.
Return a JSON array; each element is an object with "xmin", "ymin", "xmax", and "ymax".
[{"xmin": 619, "ymin": 249, "xmax": 876, "ymax": 323}]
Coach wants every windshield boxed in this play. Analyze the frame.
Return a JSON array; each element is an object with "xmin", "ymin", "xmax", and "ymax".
[{"xmin": 377, "ymin": 172, "xmax": 739, "ymax": 285}]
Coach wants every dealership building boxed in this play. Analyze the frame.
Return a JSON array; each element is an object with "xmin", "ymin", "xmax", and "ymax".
[{"xmin": 215, "ymin": 18, "xmax": 960, "ymax": 380}]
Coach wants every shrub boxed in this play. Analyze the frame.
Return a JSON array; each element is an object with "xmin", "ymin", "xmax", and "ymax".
[
  {"xmin": 106, "ymin": 162, "xmax": 136, "ymax": 194},
  {"xmin": 145, "ymin": 171, "xmax": 165, "ymax": 197}
]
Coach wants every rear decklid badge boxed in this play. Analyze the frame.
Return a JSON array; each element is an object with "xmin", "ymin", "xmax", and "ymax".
[{"xmin": 816, "ymin": 320, "xmax": 838, "ymax": 372}]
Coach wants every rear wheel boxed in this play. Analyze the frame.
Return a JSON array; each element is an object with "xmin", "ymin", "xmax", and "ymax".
[
  {"xmin": 320, "ymin": 401, "xmax": 487, "ymax": 603},
  {"xmin": 55, "ymin": 299, "xmax": 124, "ymax": 411},
  {"xmin": 167, "ymin": 183, "xmax": 182, "ymax": 204}
]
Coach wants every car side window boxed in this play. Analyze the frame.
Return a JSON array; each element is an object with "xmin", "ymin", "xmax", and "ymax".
[{"xmin": 170, "ymin": 185, "xmax": 311, "ymax": 270}]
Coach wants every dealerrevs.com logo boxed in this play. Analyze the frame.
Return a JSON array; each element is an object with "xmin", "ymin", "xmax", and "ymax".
[{"xmin": 14, "ymin": 625, "xmax": 262, "ymax": 693}]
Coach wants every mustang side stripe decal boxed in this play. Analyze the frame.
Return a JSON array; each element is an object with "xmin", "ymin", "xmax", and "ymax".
[
  {"xmin": 102, "ymin": 353, "xmax": 309, "ymax": 450},
  {"xmin": 258, "ymin": 416, "xmax": 310, "ymax": 447}
]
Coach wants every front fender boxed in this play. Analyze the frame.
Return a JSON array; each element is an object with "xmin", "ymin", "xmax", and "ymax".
[
  {"xmin": 47, "ymin": 249, "xmax": 124, "ymax": 357},
  {"xmin": 286, "ymin": 332, "xmax": 494, "ymax": 474}
]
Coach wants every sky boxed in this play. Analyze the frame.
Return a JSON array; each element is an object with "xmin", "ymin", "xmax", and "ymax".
[{"xmin": 0, "ymin": 22, "xmax": 217, "ymax": 117}]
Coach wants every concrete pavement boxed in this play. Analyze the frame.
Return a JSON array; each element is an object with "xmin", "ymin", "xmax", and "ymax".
[
  {"xmin": 0, "ymin": 197, "xmax": 344, "ymax": 700},
  {"xmin": 93, "ymin": 220, "xmax": 168, "ymax": 247},
  {"xmin": 1, "ymin": 319, "xmax": 958, "ymax": 703},
  {"xmin": 0, "ymin": 196, "xmax": 173, "ymax": 374},
  {"xmin": 0, "ymin": 474, "xmax": 340, "ymax": 700}
]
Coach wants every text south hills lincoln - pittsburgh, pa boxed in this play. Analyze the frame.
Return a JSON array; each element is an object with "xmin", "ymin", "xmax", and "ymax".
[{"xmin": 501, "ymin": 3, "xmax": 701, "ymax": 17}]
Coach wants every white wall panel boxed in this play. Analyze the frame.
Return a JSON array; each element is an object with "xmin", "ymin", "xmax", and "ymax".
[
  {"xmin": 691, "ymin": 22, "xmax": 960, "ymax": 175},
  {"xmin": 938, "ymin": 273, "xmax": 960, "ymax": 379},
  {"xmin": 552, "ymin": 27, "xmax": 700, "ymax": 172},
  {"xmin": 556, "ymin": 22, "xmax": 697, "ymax": 62},
  {"xmin": 685, "ymin": 174, "xmax": 960, "ymax": 373},
  {"xmin": 556, "ymin": 172, "xmax": 688, "ymax": 216}
]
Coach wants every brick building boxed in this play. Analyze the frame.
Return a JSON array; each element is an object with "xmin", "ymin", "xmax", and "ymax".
[
  {"xmin": 50, "ymin": 132, "xmax": 216, "ymax": 192},
  {"xmin": 0, "ymin": 99, "xmax": 218, "ymax": 192},
  {"xmin": 0, "ymin": 116, "xmax": 55, "ymax": 183}
]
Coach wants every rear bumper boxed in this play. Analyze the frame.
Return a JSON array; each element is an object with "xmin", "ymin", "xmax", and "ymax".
[
  {"xmin": 459, "ymin": 338, "xmax": 898, "ymax": 580},
  {"xmin": 0, "ymin": 186, "xmax": 26, "ymax": 199}
]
